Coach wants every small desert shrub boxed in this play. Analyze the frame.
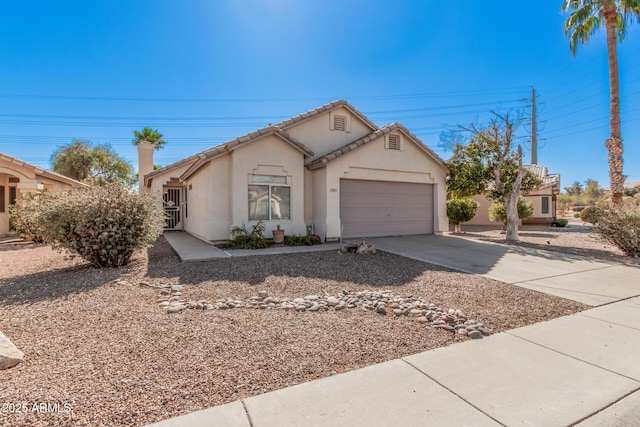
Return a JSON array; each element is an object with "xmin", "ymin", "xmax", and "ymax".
[
  {"xmin": 489, "ymin": 196, "xmax": 534, "ymax": 224},
  {"xmin": 446, "ymin": 198, "xmax": 479, "ymax": 232},
  {"xmin": 571, "ymin": 205, "xmax": 587, "ymax": 212},
  {"xmin": 285, "ymin": 234, "xmax": 315, "ymax": 246},
  {"xmin": 224, "ymin": 221, "xmax": 270, "ymax": 249},
  {"xmin": 596, "ymin": 205, "xmax": 640, "ymax": 257},
  {"xmin": 9, "ymin": 192, "xmax": 48, "ymax": 242},
  {"xmin": 580, "ymin": 206, "xmax": 603, "ymax": 224},
  {"xmin": 11, "ymin": 183, "xmax": 165, "ymax": 267},
  {"xmin": 552, "ymin": 218, "xmax": 569, "ymax": 227}
]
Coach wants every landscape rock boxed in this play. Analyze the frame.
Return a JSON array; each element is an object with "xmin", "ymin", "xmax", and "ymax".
[
  {"xmin": 0, "ymin": 331, "xmax": 24, "ymax": 370},
  {"xmin": 468, "ymin": 330, "xmax": 483, "ymax": 339},
  {"xmin": 356, "ymin": 240, "xmax": 377, "ymax": 255},
  {"xmin": 154, "ymin": 288, "xmax": 491, "ymax": 340}
]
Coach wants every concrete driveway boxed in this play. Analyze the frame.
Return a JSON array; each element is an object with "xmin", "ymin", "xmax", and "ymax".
[{"xmin": 366, "ymin": 234, "xmax": 640, "ymax": 306}]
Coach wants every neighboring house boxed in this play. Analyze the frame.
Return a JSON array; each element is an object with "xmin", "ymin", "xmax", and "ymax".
[
  {"xmin": 0, "ymin": 153, "xmax": 86, "ymax": 236},
  {"xmin": 463, "ymin": 164, "xmax": 561, "ymax": 226},
  {"xmin": 140, "ymin": 100, "xmax": 449, "ymax": 242}
]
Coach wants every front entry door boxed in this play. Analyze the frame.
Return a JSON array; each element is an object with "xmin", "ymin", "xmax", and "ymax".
[{"xmin": 163, "ymin": 187, "xmax": 182, "ymax": 230}]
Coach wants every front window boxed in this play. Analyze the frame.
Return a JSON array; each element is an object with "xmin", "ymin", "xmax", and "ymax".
[
  {"xmin": 541, "ymin": 196, "xmax": 549, "ymax": 214},
  {"xmin": 248, "ymin": 175, "xmax": 290, "ymax": 221}
]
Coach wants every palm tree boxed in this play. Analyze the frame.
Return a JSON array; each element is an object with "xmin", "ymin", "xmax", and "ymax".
[
  {"xmin": 561, "ymin": 0, "xmax": 640, "ymax": 206},
  {"xmin": 132, "ymin": 127, "xmax": 167, "ymax": 150}
]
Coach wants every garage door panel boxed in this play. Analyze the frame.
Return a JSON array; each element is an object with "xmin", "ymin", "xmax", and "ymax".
[{"xmin": 340, "ymin": 179, "xmax": 433, "ymax": 238}]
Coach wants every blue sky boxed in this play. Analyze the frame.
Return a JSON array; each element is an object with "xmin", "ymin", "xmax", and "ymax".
[{"xmin": 1, "ymin": 1, "xmax": 639, "ymax": 189}]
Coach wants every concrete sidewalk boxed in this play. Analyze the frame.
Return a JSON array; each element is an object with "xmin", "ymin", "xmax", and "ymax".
[
  {"xmin": 163, "ymin": 231, "xmax": 341, "ymax": 261},
  {"xmin": 148, "ymin": 234, "xmax": 640, "ymax": 426}
]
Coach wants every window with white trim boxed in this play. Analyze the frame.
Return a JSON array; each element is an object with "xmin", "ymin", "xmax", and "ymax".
[{"xmin": 248, "ymin": 175, "xmax": 290, "ymax": 220}]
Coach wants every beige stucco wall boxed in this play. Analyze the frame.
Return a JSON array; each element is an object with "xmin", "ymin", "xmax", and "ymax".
[
  {"xmin": 316, "ymin": 132, "xmax": 448, "ymax": 240},
  {"xmin": 463, "ymin": 194, "xmax": 493, "ymax": 226},
  {"xmin": 229, "ymin": 135, "xmax": 307, "ymax": 240},
  {"xmin": 311, "ymin": 167, "xmax": 328, "ymax": 239},
  {"xmin": 148, "ymin": 163, "xmax": 192, "ymax": 198},
  {"xmin": 183, "ymin": 156, "xmax": 232, "ymax": 242},
  {"xmin": 284, "ymin": 107, "xmax": 373, "ymax": 160}
]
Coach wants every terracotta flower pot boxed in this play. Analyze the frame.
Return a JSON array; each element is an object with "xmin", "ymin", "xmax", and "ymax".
[{"xmin": 272, "ymin": 229, "xmax": 285, "ymax": 244}]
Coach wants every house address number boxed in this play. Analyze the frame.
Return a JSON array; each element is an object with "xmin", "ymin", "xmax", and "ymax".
[{"xmin": 329, "ymin": 188, "xmax": 337, "ymax": 192}]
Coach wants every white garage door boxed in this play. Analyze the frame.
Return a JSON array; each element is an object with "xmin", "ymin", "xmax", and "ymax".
[{"xmin": 340, "ymin": 179, "xmax": 434, "ymax": 238}]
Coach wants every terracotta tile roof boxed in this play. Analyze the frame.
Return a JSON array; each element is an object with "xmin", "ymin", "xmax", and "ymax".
[
  {"xmin": 305, "ymin": 123, "xmax": 447, "ymax": 170},
  {"xmin": 275, "ymin": 99, "xmax": 378, "ymax": 132},
  {"xmin": 0, "ymin": 152, "xmax": 87, "ymax": 188},
  {"xmin": 146, "ymin": 100, "xmax": 379, "ymax": 186},
  {"xmin": 179, "ymin": 126, "xmax": 314, "ymax": 181},
  {"xmin": 143, "ymin": 154, "xmax": 201, "ymax": 186}
]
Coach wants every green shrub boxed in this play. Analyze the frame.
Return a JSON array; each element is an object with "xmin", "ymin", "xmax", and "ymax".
[
  {"xmin": 596, "ymin": 205, "xmax": 640, "ymax": 257},
  {"xmin": 446, "ymin": 198, "xmax": 479, "ymax": 232},
  {"xmin": 285, "ymin": 234, "xmax": 315, "ymax": 246},
  {"xmin": 12, "ymin": 183, "xmax": 165, "ymax": 267},
  {"xmin": 224, "ymin": 221, "xmax": 270, "ymax": 249},
  {"xmin": 571, "ymin": 205, "xmax": 587, "ymax": 212},
  {"xmin": 580, "ymin": 206, "xmax": 603, "ymax": 224},
  {"xmin": 9, "ymin": 192, "xmax": 48, "ymax": 243},
  {"xmin": 552, "ymin": 218, "xmax": 569, "ymax": 227},
  {"xmin": 488, "ymin": 196, "xmax": 534, "ymax": 224}
]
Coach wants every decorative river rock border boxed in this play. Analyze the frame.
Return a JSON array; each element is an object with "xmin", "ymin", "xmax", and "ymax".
[{"xmin": 155, "ymin": 285, "xmax": 491, "ymax": 339}]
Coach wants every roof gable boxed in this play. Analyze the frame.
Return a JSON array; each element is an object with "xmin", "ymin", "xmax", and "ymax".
[
  {"xmin": 179, "ymin": 126, "xmax": 314, "ymax": 181},
  {"xmin": 275, "ymin": 100, "xmax": 378, "ymax": 133},
  {"xmin": 305, "ymin": 123, "xmax": 447, "ymax": 171},
  {"xmin": 0, "ymin": 152, "xmax": 87, "ymax": 188}
]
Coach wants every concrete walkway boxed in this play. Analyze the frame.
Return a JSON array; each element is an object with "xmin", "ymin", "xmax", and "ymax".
[
  {"xmin": 149, "ymin": 234, "xmax": 640, "ymax": 427},
  {"xmin": 163, "ymin": 231, "xmax": 342, "ymax": 261}
]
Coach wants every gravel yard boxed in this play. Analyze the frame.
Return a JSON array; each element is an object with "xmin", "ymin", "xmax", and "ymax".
[{"xmin": 1, "ymin": 236, "xmax": 588, "ymax": 426}]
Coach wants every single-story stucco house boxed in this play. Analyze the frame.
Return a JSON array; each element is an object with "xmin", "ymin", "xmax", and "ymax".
[
  {"xmin": 140, "ymin": 100, "xmax": 449, "ymax": 242},
  {"xmin": 463, "ymin": 164, "xmax": 561, "ymax": 226},
  {"xmin": 0, "ymin": 153, "xmax": 86, "ymax": 236}
]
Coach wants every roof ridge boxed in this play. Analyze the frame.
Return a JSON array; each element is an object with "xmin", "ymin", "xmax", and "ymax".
[{"xmin": 275, "ymin": 99, "xmax": 378, "ymax": 131}]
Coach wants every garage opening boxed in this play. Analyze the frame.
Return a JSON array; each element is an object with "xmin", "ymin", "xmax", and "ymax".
[{"xmin": 340, "ymin": 179, "xmax": 434, "ymax": 238}]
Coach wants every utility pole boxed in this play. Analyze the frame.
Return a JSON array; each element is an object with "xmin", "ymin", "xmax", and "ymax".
[{"xmin": 531, "ymin": 87, "xmax": 538, "ymax": 165}]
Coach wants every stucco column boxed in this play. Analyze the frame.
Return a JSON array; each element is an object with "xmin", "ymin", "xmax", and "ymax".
[{"xmin": 137, "ymin": 142, "xmax": 155, "ymax": 192}]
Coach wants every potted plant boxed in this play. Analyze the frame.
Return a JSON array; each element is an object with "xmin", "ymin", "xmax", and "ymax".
[{"xmin": 272, "ymin": 224, "xmax": 285, "ymax": 245}]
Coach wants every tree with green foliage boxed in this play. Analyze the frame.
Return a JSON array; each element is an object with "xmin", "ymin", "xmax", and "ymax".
[
  {"xmin": 488, "ymin": 197, "xmax": 535, "ymax": 228},
  {"xmin": 132, "ymin": 127, "xmax": 167, "ymax": 150},
  {"xmin": 565, "ymin": 180, "xmax": 584, "ymax": 196},
  {"xmin": 51, "ymin": 140, "xmax": 134, "ymax": 186},
  {"xmin": 584, "ymin": 179, "xmax": 605, "ymax": 201},
  {"xmin": 50, "ymin": 140, "xmax": 94, "ymax": 181},
  {"xmin": 562, "ymin": 0, "xmax": 640, "ymax": 206},
  {"xmin": 447, "ymin": 198, "xmax": 479, "ymax": 233},
  {"xmin": 444, "ymin": 112, "xmax": 542, "ymax": 241}
]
